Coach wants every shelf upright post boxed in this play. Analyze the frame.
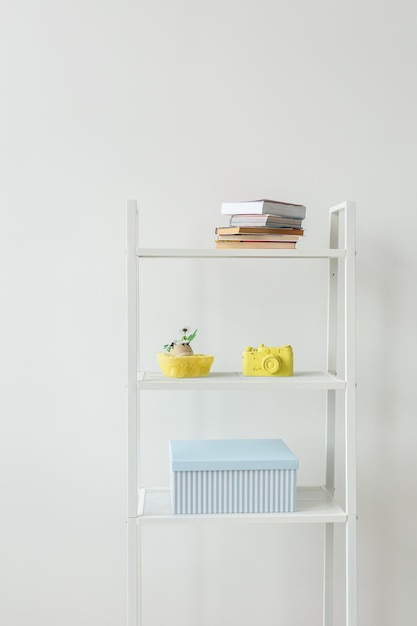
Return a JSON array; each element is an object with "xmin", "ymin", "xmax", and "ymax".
[
  {"xmin": 343, "ymin": 201, "xmax": 357, "ymax": 626},
  {"xmin": 323, "ymin": 204, "xmax": 341, "ymax": 626},
  {"xmin": 324, "ymin": 201, "xmax": 357, "ymax": 626},
  {"xmin": 127, "ymin": 200, "xmax": 139, "ymax": 626}
]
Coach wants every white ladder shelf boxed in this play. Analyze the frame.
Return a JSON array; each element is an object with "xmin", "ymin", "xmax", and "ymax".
[{"xmin": 126, "ymin": 200, "xmax": 357, "ymax": 626}]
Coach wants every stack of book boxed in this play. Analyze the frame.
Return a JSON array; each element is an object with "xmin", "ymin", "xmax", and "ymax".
[{"xmin": 215, "ymin": 199, "xmax": 306, "ymax": 249}]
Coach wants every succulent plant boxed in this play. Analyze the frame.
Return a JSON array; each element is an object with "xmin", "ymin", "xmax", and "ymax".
[{"xmin": 164, "ymin": 327, "xmax": 198, "ymax": 353}]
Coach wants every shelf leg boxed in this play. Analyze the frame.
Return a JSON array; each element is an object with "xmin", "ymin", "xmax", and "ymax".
[
  {"xmin": 346, "ymin": 514, "xmax": 357, "ymax": 626},
  {"xmin": 128, "ymin": 518, "xmax": 139, "ymax": 626},
  {"xmin": 323, "ymin": 387, "xmax": 336, "ymax": 626},
  {"xmin": 323, "ymin": 523, "xmax": 334, "ymax": 626}
]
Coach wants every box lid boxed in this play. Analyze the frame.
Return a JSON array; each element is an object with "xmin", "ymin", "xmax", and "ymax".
[{"xmin": 169, "ymin": 438, "xmax": 298, "ymax": 471}]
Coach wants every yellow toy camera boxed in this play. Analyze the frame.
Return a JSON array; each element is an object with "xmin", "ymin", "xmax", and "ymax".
[{"xmin": 242, "ymin": 344, "xmax": 293, "ymax": 376}]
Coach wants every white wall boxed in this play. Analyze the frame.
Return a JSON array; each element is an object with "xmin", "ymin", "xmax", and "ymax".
[{"xmin": 1, "ymin": 1, "xmax": 417, "ymax": 625}]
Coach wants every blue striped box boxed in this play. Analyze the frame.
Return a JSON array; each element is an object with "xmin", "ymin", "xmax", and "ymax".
[{"xmin": 169, "ymin": 439, "xmax": 298, "ymax": 514}]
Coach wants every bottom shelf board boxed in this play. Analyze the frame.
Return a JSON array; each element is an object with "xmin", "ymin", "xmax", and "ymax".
[{"xmin": 136, "ymin": 487, "xmax": 346, "ymax": 525}]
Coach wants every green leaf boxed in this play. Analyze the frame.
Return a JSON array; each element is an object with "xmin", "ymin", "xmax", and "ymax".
[{"xmin": 187, "ymin": 329, "xmax": 198, "ymax": 343}]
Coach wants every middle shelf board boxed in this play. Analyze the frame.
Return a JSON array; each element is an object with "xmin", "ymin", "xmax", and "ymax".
[
  {"xmin": 137, "ymin": 370, "xmax": 346, "ymax": 391},
  {"xmin": 135, "ymin": 487, "xmax": 347, "ymax": 525},
  {"xmin": 137, "ymin": 248, "xmax": 345, "ymax": 259}
]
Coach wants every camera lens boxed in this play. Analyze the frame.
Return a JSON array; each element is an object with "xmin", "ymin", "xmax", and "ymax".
[{"xmin": 262, "ymin": 356, "xmax": 281, "ymax": 374}]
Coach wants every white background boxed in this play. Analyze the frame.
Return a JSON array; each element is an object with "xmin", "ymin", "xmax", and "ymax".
[{"xmin": 1, "ymin": 1, "xmax": 417, "ymax": 625}]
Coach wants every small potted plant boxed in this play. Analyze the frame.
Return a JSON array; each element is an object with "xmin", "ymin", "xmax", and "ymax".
[
  {"xmin": 157, "ymin": 326, "xmax": 214, "ymax": 378},
  {"xmin": 164, "ymin": 327, "xmax": 198, "ymax": 357}
]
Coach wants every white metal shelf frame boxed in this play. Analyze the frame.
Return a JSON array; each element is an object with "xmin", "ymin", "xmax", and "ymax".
[{"xmin": 126, "ymin": 200, "xmax": 356, "ymax": 626}]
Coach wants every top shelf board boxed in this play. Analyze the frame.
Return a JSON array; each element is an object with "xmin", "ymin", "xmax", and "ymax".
[{"xmin": 137, "ymin": 248, "xmax": 345, "ymax": 259}]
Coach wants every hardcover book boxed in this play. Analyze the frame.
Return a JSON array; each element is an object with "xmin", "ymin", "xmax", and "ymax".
[
  {"xmin": 229, "ymin": 214, "xmax": 304, "ymax": 228},
  {"xmin": 216, "ymin": 226, "xmax": 304, "ymax": 236},
  {"xmin": 221, "ymin": 199, "xmax": 306, "ymax": 219},
  {"xmin": 215, "ymin": 240, "xmax": 296, "ymax": 249}
]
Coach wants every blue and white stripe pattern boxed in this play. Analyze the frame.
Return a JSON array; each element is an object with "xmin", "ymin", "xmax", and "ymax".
[{"xmin": 171, "ymin": 468, "xmax": 297, "ymax": 514}]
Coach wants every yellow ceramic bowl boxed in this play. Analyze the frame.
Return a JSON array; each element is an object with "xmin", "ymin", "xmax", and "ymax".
[{"xmin": 157, "ymin": 353, "xmax": 214, "ymax": 378}]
